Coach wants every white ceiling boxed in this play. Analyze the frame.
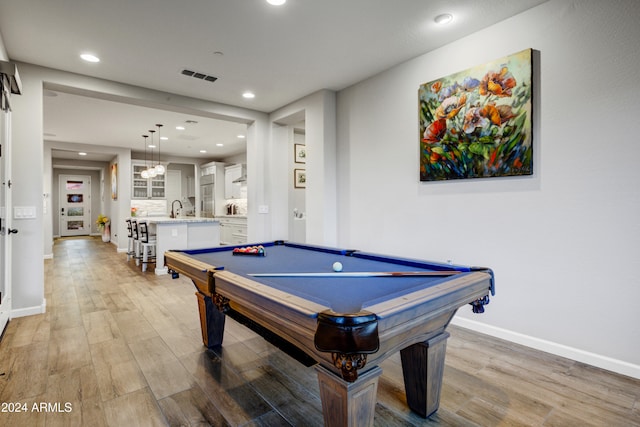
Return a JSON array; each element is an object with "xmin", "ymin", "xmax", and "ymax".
[
  {"xmin": 44, "ymin": 90, "xmax": 250, "ymax": 161},
  {"xmin": 0, "ymin": 0, "xmax": 547, "ymax": 162}
]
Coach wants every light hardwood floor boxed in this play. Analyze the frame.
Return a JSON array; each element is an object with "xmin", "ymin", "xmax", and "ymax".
[{"xmin": 0, "ymin": 236, "xmax": 638, "ymax": 426}]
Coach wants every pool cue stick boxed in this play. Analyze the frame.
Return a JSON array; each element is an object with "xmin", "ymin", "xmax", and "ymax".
[{"xmin": 248, "ymin": 271, "xmax": 462, "ymax": 278}]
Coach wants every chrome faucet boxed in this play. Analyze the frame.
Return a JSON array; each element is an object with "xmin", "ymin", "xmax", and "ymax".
[{"xmin": 170, "ymin": 199, "xmax": 183, "ymax": 218}]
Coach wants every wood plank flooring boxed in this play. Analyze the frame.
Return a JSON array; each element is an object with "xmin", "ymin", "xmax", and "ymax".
[{"xmin": 0, "ymin": 236, "xmax": 638, "ymax": 426}]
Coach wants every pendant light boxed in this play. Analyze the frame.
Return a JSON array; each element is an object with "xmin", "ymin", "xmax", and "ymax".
[
  {"xmin": 140, "ymin": 135, "xmax": 150, "ymax": 179},
  {"xmin": 147, "ymin": 129, "xmax": 157, "ymax": 177},
  {"xmin": 154, "ymin": 123, "xmax": 165, "ymax": 175}
]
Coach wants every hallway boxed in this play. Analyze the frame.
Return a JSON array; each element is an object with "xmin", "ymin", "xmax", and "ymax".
[{"xmin": 0, "ymin": 237, "xmax": 638, "ymax": 426}]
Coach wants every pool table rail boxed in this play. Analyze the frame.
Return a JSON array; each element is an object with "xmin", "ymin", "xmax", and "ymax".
[
  {"xmin": 163, "ymin": 251, "xmax": 214, "ymax": 294},
  {"xmin": 369, "ymin": 270, "xmax": 492, "ymax": 323}
]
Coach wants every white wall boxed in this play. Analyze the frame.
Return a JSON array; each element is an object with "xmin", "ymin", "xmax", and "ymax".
[
  {"xmin": 336, "ymin": 0, "xmax": 640, "ymax": 377},
  {"xmin": 10, "ymin": 64, "xmax": 45, "ymax": 315},
  {"xmin": 0, "ymin": 32, "xmax": 7, "ymax": 60}
]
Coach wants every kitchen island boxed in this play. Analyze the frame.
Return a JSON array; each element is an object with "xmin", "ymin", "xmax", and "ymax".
[{"xmin": 135, "ymin": 216, "xmax": 220, "ymax": 275}]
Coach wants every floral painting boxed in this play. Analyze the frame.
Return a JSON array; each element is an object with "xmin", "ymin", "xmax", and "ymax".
[
  {"xmin": 419, "ymin": 49, "xmax": 532, "ymax": 181},
  {"xmin": 111, "ymin": 163, "xmax": 118, "ymax": 200}
]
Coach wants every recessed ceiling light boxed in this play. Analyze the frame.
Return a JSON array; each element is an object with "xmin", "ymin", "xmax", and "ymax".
[
  {"xmin": 176, "ymin": 126, "xmax": 185, "ymax": 130},
  {"xmin": 267, "ymin": 0, "xmax": 286, "ymax": 5},
  {"xmin": 148, "ymin": 145, "xmax": 156, "ymax": 148},
  {"xmin": 160, "ymin": 136, "xmax": 168, "ymax": 141},
  {"xmin": 242, "ymin": 91, "xmax": 255, "ymax": 99},
  {"xmin": 80, "ymin": 53, "xmax": 100, "ymax": 63},
  {"xmin": 78, "ymin": 152, "xmax": 87, "ymax": 156},
  {"xmin": 216, "ymin": 143, "xmax": 224, "ymax": 147},
  {"xmin": 434, "ymin": 13, "xmax": 453, "ymax": 25},
  {"xmin": 200, "ymin": 150, "xmax": 207, "ymax": 153},
  {"xmin": 237, "ymin": 134, "xmax": 246, "ymax": 139}
]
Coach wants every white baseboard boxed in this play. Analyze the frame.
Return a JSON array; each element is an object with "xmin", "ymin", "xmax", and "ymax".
[
  {"xmin": 11, "ymin": 298, "xmax": 47, "ymax": 318},
  {"xmin": 451, "ymin": 316, "xmax": 640, "ymax": 380}
]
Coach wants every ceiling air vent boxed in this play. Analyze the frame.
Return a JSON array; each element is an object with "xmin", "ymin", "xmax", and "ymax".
[{"xmin": 181, "ymin": 69, "xmax": 218, "ymax": 83}]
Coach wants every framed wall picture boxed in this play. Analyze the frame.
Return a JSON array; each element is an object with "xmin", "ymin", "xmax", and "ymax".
[
  {"xmin": 294, "ymin": 144, "xmax": 306, "ymax": 164},
  {"xmin": 294, "ymin": 169, "xmax": 306, "ymax": 188},
  {"xmin": 111, "ymin": 163, "xmax": 118, "ymax": 200},
  {"xmin": 419, "ymin": 48, "xmax": 533, "ymax": 181}
]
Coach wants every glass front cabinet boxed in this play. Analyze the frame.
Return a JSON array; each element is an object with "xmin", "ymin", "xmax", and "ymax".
[{"xmin": 132, "ymin": 163, "xmax": 165, "ymax": 199}]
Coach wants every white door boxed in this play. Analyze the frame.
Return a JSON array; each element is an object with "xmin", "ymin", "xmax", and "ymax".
[
  {"xmin": 0, "ymin": 85, "xmax": 14, "ymax": 334},
  {"xmin": 59, "ymin": 175, "xmax": 91, "ymax": 236}
]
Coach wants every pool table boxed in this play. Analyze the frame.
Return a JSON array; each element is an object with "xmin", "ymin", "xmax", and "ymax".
[{"xmin": 165, "ymin": 241, "xmax": 494, "ymax": 427}]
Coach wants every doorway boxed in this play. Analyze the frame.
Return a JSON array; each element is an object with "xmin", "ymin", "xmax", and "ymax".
[
  {"xmin": 290, "ymin": 127, "xmax": 306, "ymax": 243},
  {"xmin": 272, "ymin": 111, "xmax": 307, "ymax": 243},
  {"xmin": 59, "ymin": 175, "xmax": 92, "ymax": 236}
]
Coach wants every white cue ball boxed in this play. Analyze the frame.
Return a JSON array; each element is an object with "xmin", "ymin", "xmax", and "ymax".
[{"xmin": 332, "ymin": 262, "xmax": 343, "ymax": 272}]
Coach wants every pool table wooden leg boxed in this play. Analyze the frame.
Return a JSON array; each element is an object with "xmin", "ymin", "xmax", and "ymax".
[
  {"xmin": 316, "ymin": 365, "xmax": 382, "ymax": 427},
  {"xmin": 195, "ymin": 291, "xmax": 226, "ymax": 348},
  {"xmin": 400, "ymin": 331, "xmax": 450, "ymax": 418}
]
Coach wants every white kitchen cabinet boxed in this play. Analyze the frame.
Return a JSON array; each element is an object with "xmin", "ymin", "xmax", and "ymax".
[
  {"xmin": 201, "ymin": 162, "xmax": 217, "ymax": 177},
  {"xmin": 132, "ymin": 162, "xmax": 166, "ymax": 199},
  {"xmin": 187, "ymin": 176, "xmax": 195, "ymax": 198},
  {"xmin": 224, "ymin": 164, "xmax": 244, "ymax": 199},
  {"xmin": 218, "ymin": 216, "xmax": 247, "ymax": 245}
]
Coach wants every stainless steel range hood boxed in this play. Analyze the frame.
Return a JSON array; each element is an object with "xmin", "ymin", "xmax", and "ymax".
[
  {"xmin": 232, "ymin": 164, "xmax": 247, "ymax": 183},
  {"xmin": 232, "ymin": 174, "xmax": 247, "ymax": 183}
]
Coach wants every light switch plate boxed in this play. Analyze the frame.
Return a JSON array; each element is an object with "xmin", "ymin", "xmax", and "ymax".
[
  {"xmin": 14, "ymin": 206, "xmax": 37, "ymax": 219},
  {"xmin": 258, "ymin": 205, "xmax": 269, "ymax": 214}
]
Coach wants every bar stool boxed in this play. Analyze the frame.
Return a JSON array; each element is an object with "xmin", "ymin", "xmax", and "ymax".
[
  {"xmin": 131, "ymin": 220, "xmax": 142, "ymax": 266},
  {"xmin": 126, "ymin": 219, "xmax": 136, "ymax": 261},
  {"xmin": 138, "ymin": 221, "xmax": 157, "ymax": 273}
]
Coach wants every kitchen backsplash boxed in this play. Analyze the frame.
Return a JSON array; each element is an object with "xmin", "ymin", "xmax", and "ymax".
[
  {"xmin": 131, "ymin": 198, "xmax": 246, "ymax": 217},
  {"xmin": 131, "ymin": 199, "xmax": 167, "ymax": 217},
  {"xmin": 225, "ymin": 198, "xmax": 247, "ymax": 216}
]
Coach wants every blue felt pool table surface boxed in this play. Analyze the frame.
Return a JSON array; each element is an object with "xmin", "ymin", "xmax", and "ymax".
[{"xmin": 176, "ymin": 241, "xmax": 485, "ymax": 314}]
